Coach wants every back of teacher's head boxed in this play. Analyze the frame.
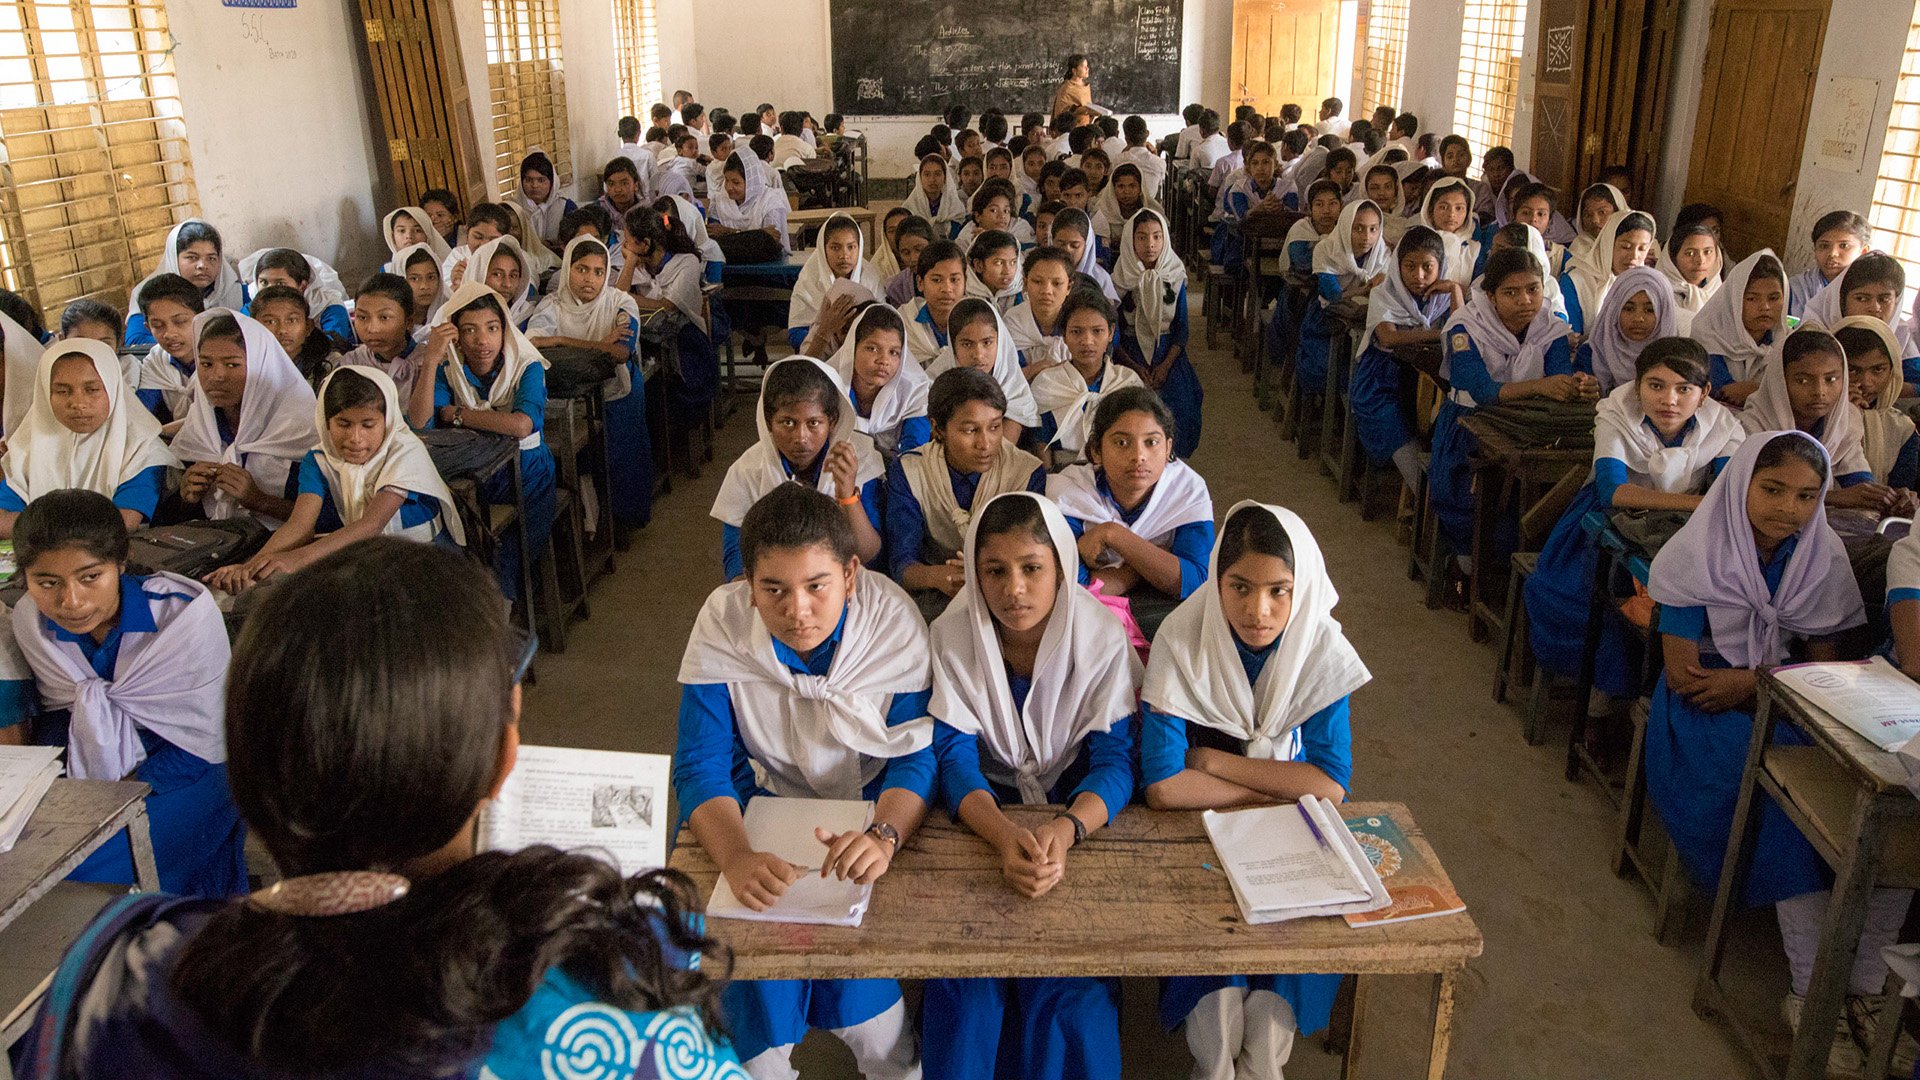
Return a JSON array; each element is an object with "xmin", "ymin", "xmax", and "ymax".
[{"xmin": 171, "ymin": 539, "xmax": 726, "ymax": 1071}]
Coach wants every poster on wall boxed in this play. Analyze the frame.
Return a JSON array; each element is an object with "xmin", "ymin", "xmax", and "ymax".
[
  {"xmin": 223, "ymin": 0, "xmax": 295, "ymax": 7},
  {"xmin": 1810, "ymin": 77, "xmax": 1880, "ymax": 174}
]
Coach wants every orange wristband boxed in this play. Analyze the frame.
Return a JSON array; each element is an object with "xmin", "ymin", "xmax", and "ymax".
[{"xmin": 837, "ymin": 493, "xmax": 862, "ymax": 506}]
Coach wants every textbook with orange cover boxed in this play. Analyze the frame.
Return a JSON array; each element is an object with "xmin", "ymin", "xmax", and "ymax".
[{"xmin": 1341, "ymin": 812, "xmax": 1467, "ymax": 928}]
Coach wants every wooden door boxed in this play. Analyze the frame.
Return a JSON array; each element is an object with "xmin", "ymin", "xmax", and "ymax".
[
  {"xmin": 1231, "ymin": 0, "xmax": 1340, "ymax": 117},
  {"xmin": 1531, "ymin": 0, "xmax": 1681, "ymax": 208},
  {"xmin": 356, "ymin": 0, "xmax": 489, "ymax": 212},
  {"xmin": 1684, "ymin": 0, "xmax": 1831, "ymax": 258}
]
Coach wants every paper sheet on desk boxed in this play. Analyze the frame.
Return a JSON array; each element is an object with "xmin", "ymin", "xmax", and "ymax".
[
  {"xmin": 1203, "ymin": 795, "xmax": 1390, "ymax": 925},
  {"xmin": 478, "ymin": 745, "xmax": 670, "ymax": 875},
  {"xmin": 0, "ymin": 744, "xmax": 62, "ymax": 852},
  {"xmin": 1774, "ymin": 657, "xmax": 1920, "ymax": 752},
  {"xmin": 707, "ymin": 796, "xmax": 873, "ymax": 927}
]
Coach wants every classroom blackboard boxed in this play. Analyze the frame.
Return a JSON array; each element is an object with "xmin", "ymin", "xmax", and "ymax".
[{"xmin": 829, "ymin": 0, "xmax": 1184, "ymax": 117}]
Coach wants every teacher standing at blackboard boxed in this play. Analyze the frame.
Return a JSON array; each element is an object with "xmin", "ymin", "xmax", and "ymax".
[{"xmin": 1050, "ymin": 54, "xmax": 1112, "ymax": 122}]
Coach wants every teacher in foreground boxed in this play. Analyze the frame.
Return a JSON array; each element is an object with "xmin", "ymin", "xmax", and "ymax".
[{"xmin": 1050, "ymin": 53, "xmax": 1111, "ymax": 122}]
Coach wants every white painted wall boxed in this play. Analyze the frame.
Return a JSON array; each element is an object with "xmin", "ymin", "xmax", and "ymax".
[
  {"xmin": 1399, "ymin": 0, "xmax": 1466, "ymax": 136},
  {"xmin": 559, "ymin": 0, "xmax": 622, "ymax": 187},
  {"xmin": 163, "ymin": 1, "xmax": 386, "ymax": 284}
]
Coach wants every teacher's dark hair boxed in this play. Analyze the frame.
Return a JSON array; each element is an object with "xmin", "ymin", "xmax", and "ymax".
[
  {"xmin": 1063, "ymin": 53, "xmax": 1087, "ymax": 78},
  {"xmin": 171, "ymin": 539, "xmax": 729, "ymax": 1072}
]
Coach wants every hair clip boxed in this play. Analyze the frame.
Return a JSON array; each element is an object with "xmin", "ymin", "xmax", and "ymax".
[{"xmin": 249, "ymin": 871, "xmax": 411, "ymax": 917}]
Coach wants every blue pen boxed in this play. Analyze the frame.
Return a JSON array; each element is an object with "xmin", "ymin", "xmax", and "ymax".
[{"xmin": 1297, "ymin": 802, "xmax": 1331, "ymax": 850}]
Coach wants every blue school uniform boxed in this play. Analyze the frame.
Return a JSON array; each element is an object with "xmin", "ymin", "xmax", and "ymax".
[
  {"xmin": 242, "ymin": 293, "xmax": 354, "ymax": 344},
  {"xmin": 604, "ymin": 355, "xmax": 657, "ymax": 529},
  {"xmin": 1557, "ymin": 274, "xmax": 1587, "ymax": 334},
  {"xmin": 1060, "ymin": 474, "xmax": 1216, "ymax": 600},
  {"xmin": 883, "ymin": 456, "xmax": 1047, "ymax": 581},
  {"xmin": 0, "ymin": 466, "xmax": 165, "ymax": 524},
  {"xmin": 922, "ymin": 686, "xmax": 1135, "ymax": 1080},
  {"xmin": 432, "ymin": 361, "xmax": 555, "ymax": 600},
  {"xmin": 1115, "ymin": 285, "xmax": 1201, "ymax": 457},
  {"xmin": 914, "ymin": 302, "xmax": 951, "ymax": 352},
  {"xmin": 1349, "ymin": 292, "xmax": 1452, "ymax": 466},
  {"xmin": 292, "ymin": 451, "xmax": 451, "ymax": 544},
  {"xmin": 0, "ymin": 575, "xmax": 246, "ymax": 898},
  {"xmin": 1298, "ymin": 264, "xmax": 1375, "ymax": 395},
  {"xmin": 1210, "ymin": 180, "xmax": 1281, "ymax": 271},
  {"xmin": 672, "ymin": 608, "xmax": 935, "ymax": 1066},
  {"xmin": 1140, "ymin": 633, "xmax": 1351, "ymax": 1040},
  {"xmin": 1707, "ymin": 330, "xmax": 1774, "ymax": 397},
  {"xmin": 1644, "ymin": 536, "xmax": 1829, "ymax": 906},
  {"xmin": 1891, "ymin": 432, "xmax": 1920, "ymax": 490},
  {"xmin": 719, "ymin": 452, "xmax": 884, "ymax": 581},
  {"xmin": 1523, "ymin": 420, "xmax": 1730, "ymax": 695},
  {"xmin": 851, "ymin": 387, "xmax": 931, "ymax": 458},
  {"xmin": 1429, "ymin": 329, "xmax": 1577, "ymax": 552}
]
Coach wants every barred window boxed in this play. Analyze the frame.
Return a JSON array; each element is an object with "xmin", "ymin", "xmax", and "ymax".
[
  {"xmin": 483, "ymin": 0, "xmax": 571, "ymax": 195},
  {"xmin": 1868, "ymin": 7, "xmax": 1920, "ymax": 289},
  {"xmin": 1452, "ymin": 0, "xmax": 1527, "ymax": 177},
  {"xmin": 612, "ymin": 0, "xmax": 660, "ymax": 122},
  {"xmin": 1362, "ymin": 0, "xmax": 1409, "ymax": 120}
]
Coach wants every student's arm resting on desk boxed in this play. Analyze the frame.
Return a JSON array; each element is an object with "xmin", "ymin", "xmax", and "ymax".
[
  {"xmin": 1141, "ymin": 701, "xmax": 1350, "ymax": 808},
  {"xmin": 815, "ymin": 690, "xmax": 934, "ymax": 885},
  {"xmin": 676, "ymin": 684, "xmax": 801, "ymax": 911},
  {"xmin": 1596, "ymin": 458, "xmax": 1704, "ymax": 512},
  {"xmin": 885, "ymin": 456, "xmax": 964, "ymax": 593}
]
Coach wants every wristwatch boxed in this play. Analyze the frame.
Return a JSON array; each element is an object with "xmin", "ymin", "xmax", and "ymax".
[
  {"xmin": 1054, "ymin": 811, "xmax": 1087, "ymax": 846},
  {"xmin": 449, "ymin": 406, "xmax": 464, "ymax": 428},
  {"xmin": 866, "ymin": 822, "xmax": 900, "ymax": 850}
]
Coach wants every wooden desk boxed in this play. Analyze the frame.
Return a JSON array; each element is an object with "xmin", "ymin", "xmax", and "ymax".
[
  {"xmin": 672, "ymin": 802, "xmax": 1482, "ymax": 1079},
  {"xmin": 1696, "ymin": 674, "xmax": 1920, "ymax": 1080},
  {"xmin": 420, "ymin": 428, "xmax": 534, "ymax": 646},
  {"xmin": 1455, "ymin": 414, "xmax": 1592, "ymax": 642},
  {"xmin": 0, "ymin": 779, "xmax": 156, "ymax": 1074},
  {"xmin": 786, "ymin": 206, "xmax": 877, "ymax": 253}
]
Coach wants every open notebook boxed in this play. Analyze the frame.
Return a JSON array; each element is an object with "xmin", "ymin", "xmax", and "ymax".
[
  {"xmin": 1203, "ymin": 795, "xmax": 1392, "ymax": 925},
  {"xmin": 707, "ymin": 796, "xmax": 874, "ymax": 927}
]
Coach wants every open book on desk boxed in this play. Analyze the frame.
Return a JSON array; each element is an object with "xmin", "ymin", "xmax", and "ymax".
[
  {"xmin": 1203, "ymin": 795, "xmax": 1391, "ymax": 925},
  {"xmin": 1773, "ymin": 657, "xmax": 1920, "ymax": 752},
  {"xmin": 477, "ymin": 745, "xmax": 670, "ymax": 875},
  {"xmin": 708, "ymin": 796, "xmax": 874, "ymax": 927},
  {"xmin": 0, "ymin": 745, "xmax": 62, "ymax": 854}
]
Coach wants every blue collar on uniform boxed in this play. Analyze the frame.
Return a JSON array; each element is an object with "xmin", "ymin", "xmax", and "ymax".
[
  {"xmin": 914, "ymin": 302, "xmax": 950, "ymax": 347},
  {"xmin": 1230, "ymin": 630, "xmax": 1280, "ymax": 684},
  {"xmin": 1641, "ymin": 415, "xmax": 1698, "ymax": 448},
  {"xmin": 771, "ymin": 605, "xmax": 850, "ymax": 676},
  {"xmin": 42, "ymin": 573, "xmax": 160, "ymax": 674},
  {"xmin": 462, "ymin": 362, "xmax": 502, "ymax": 395},
  {"xmin": 1094, "ymin": 470, "xmax": 1152, "ymax": 525},
  {"xmin": 1805, "ymin": 415, "xmax": 1827, "ymax": 440},
  {"xmin": 781, "ymin": 447, "xmax": 826, "ymax": 486}
]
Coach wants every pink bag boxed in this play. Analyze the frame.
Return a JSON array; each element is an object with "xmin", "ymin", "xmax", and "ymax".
[{"xmin": 1086, "ymin": 577, "xmax": 1151, "ymax": 665}]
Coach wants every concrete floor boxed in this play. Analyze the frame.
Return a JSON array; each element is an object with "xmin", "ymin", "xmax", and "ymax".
[{"xmin": 521, "ymin": 299, "xmax": 1798, "ymax": 1078}]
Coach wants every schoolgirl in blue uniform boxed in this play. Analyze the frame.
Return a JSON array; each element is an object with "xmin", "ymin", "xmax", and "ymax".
[
  {"xmin": 238, "ymin": 247, "xmax": 354, "ymax": 343},
  {"xmin": 1349, "ymin": 226, "xmax": 1461, "ymax": 487},
  {"xmin": 1737, "ymin": 328, "xmax": 1904, "ymax": 516},
  {"xmin": 124, "ymin": 219, "xmax": 245, "ymax": 351},
  {"xmin": 1835, "ymin": 317, "xmax": 1920, "ymax": 490},
  {"xmin": 1430, "ymin": 248, "xmax": 1593, "ymax": 554},
  {"xmin": 1113, "ymin": 208, "xmax": 1200, "ymax": 458},
  {"xmin": 676, "ymin": 483, "xmax": 935, "ymax": 1080},
  {"xmin": 168, "ymin": 310, "xmax": 319, "ymax": 528},
  {"xmin": 131, "ymin": 273, "xmax": 205, "ymax": 425},
  {"xmin": 1211, "ymin": 141, "xmax": 1288, "ymax": 272},
  {"xmin": 1298, "ymin": 199, "xmax": 1389, "ymax": 395},
  {"xmin": 1142, "ymin": 502, "xmax": 1369, "ymax": 1080},
  {"xmin": 1263, "ymin": 180, "xmax": 1342, "ymax": 360},
  {"xmin": 0, "ymin": 490, "xmax": 244, "ymax": 897},
  {"xmin": 1557, "ymin": 209, "xmax": 1656, "ymax": 336},
  {"xmin": 1688, "ymin": 249, "xmax": 1787, "ymax": 407},
  {"xmin": 1645, "ymin": 432, "xmax": 1913, "ymax": 1061},
  {"xmin": 828, "ymin": 303, "xmax": 931, "ymax": 461},
  {"xmin": 1524, "ymin": 339, "xmax": 1744, "ymax": 700},
  {"xmin": 927, "ymin": 298, "xmax": 1042, "ymax": 443},
  {"xmin": 1572, "ymin": 264, "xmax": 1675, "ymax": 393},
  {"xmin": 923, "ymin": 491, "xmax": 1141, "ymax": 1080},
  {"xmin": 426, "ymin": 280, "xmax": 555, "ymax": 600},
  {"xmin": 710, "ymin": 357, "xmax": 884, "ymax": 581}
]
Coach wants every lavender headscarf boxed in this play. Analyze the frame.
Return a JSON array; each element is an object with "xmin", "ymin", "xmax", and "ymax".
[
  {"xmin": 1585, "ymin": 265, "xmax": 1677, "ymax": 392},
  {"xmin": 1646, "ymin": 431, "xmax": 1864, "ymax": 668}
]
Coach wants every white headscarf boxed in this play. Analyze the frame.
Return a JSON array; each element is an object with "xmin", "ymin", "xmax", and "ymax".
[
  {"xmin": 1564, "ymin": 208, "xmax": 1655, "ymax": 328},
  {"xmin": 710, "ymin": 356, "xmax": 884, "ymax": 526},
  {"xmin": 1358, "ymin": 228, "xmax": 1455, "ymax": 355},
  {"xmin": 927, "ymin": 301, "xmax": 1042, "ymax": 427},
  {"xmin": 0, "ymin": 308, "xmax": 45, "ymax": 435},
  {"xmin": 788, "ymin": 213, "xmax": 884, "ymax": 330},
  {"xmin": 1593, "ymin": 379, "xmax": 1746, "ymax": 493},
  {"xmin": 1441, "ymin": 284, "xmax": 1576, "ymax": 399},
  {"xmin": 236, "ymin": 248, "xmax": 350, "ymax": 320},
  {"xmin": 464, "ymin": 236, "xmax": 541, "ymax": 327},
  {"xmin": 1110, "ymin": 208, "xmax": 1188, "ymax": 361},
  {"xmin": 516, "ymin": 148, "xmax": 569, "ymax": 247},
  {"xmin": 1312, "ymin": 199, "xmax": 1391, "ymax": 296},
  {"xmin": 929, "ymin": 492, "xmax": 1142, "ymax": 803},
  {"xmin": 1053, "ymin": 208, "xmax": 1121, "ymax": 304},
  {"xmin": 382, "ymin": 207, "xmax": 453, "ymax": 265},
  {"xmin": 1655, "ymin": 235, "xmax": 1722, "ymax": 316},
  {"xmin": 540, "ymin": 236, "xmax": 640, "ymax": 341},
  {"xmin": 1417, "ymin": 178, "xmax": 1480, "ymax": 285},
  {"xmin": 128, "ymin": 218, "xmax": 246, "ymax": 314},
  {"xmin": 1092, "ymin": 164, "xmax": 1163, "ymax": 243},
  {"xmin": 1740, "ymin": 326, "xmax": 1871, "ymax": 477},
  {"xmin": 667, "ymin": 193, "xmax": 725, "ymax": 266},
  {"xmin": 830, "ymin": 304, "xmax": 931, "ymax": 457},
  {"xmin": 170, "ymin": 309, "xmax": 319, "ymax": 520},
  {"xmin": 1833, "ymin": 315, "xmax": 1915, "ymax": 483},
  {"xmin": 390, "ymin": 242, "xmax": 448, "ymax": 322},
  {"xmin": 1566, "ymin": 183, "xmax": 1627, "ymax": 265},
  {"xmin": 1048, "ymin": 458, "xmax": 1214, "ymax": 558},
  {"xmin": 678, "ymin": 571, "xmax": 932, "ymax": 800},
  {"xmin": 1004, "ymin": 299, "xmax": 1070, "ymax": 370},
  {"xmin": 430, "ymin": 280, "xmax": 551, "ymax": 451},
  {"xmin": 903, "ymin": 155, "xmax": 965, "ymax": 227},
  {"xmin": 1143, "ymin": 502, "xmax": 1371, "ymax": 759},
  {"xmin": 501, "ymin": 200, "xmax": 560, "ymax": 277},
  {"xmin": 13, "ymin": 572, "xmax": 228, "ymax": 781},
  {"xmin": 1029, "ymin": 357, "xmax": 1144, "ymax": 454},
  {"xmin": 1691, "ymin": 250, "xmax": 1786, "ymax": 383},
  {"xmin": 710, "ymin": 151, "xmax": 790, "ymax": 251},
  {"xmin": 1, "ymin": 339, "xmax": 175, "ymax": 506},
  {"xmin": 310, "ymin": 366, "xmax": 464, "ymax": 545}
]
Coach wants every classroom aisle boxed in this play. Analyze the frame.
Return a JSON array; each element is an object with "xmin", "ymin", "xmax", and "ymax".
[{"xmin": 524, "ymin": 305, "xmax": 1772, "ymax": 1078}]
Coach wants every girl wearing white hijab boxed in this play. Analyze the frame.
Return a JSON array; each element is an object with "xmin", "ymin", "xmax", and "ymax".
[
  {"xmin": 1350, "ymin": 226, "xmax": 1461, "ymax": 486},
  {"xmin": 675, "ymin": 483, "xmax": 932, "ymax": 1080},
  {"xmin": 1688, "ymin": 249, "xmax": 1788, "ymax": 406},
  {"xmin": 1299, "ymin": 199, "xmax": 1390, "ymax": 394},
  {"xmin": 927, "ymin": 298, "xmax": 1042, "ymax": 436},
  {"xmin": 708, "ymin": 151, "xmax": 792, "ymax": 258},
  {"xmin": 1558, "ymin": 207, "xmax": 1657, "ymax": 335},
  {"xmin": 125, "ymin": 219, "xmax": 245, "ymax": 351},
  {"xmin": 1141, "ymin": 502, "xmax": 1368, "ymax": 1080},
  {"xmin": 1656, "ymin": 224, "xmax": 1723, "ymax": 330},
  {"xmin": 500, "ymin": 200, "xmax": 560, "ymax": 279},
  {"xmin": 829, "ymin": 303, "xmax": 931, "ymax": 460},
  {"xmin": 920, "ymin": 492, "xmax": 1140, "ymax": 1080},
  {"xmin": 1575, "ymin": 263, "xmax": 1676, "ymax": 393},
  {"xmin": 515, "ymin": 149, "xmax": 575, "ymax": 249},
  {"xmin": 1644, "ymin": 433, "xmax": 1911, "ymax": 1046},
  {"xmin": 1566, "ymin": 182, "xmax": 1627, "ymax": 266},
  {"xmin": 204, "ymin": 367, "xmax": 462, "ymax": 595},
  {"xmin": 464, "ymin": 235, "xmax": 542, "ymax": 329},
  {"xmin": 787, "ymin": 214, "xmax": 885, "ymax": 350},
  {"xmin": 381, "ymin": 206, "xmax": 452, "ymax": 269},
  {"xmin": 0, "ymin": 488, "xmax": 243, "ymax": 896},
  {"xmin": 0, "ymin": 340, "xmax": 175, "ymax": 536},
  {"xmin": 170, "ymin": 309, "xmax": 319, "ymax": 526},
  {"xmin": 1833, "ymin": 316, "xmax": 1919, "ymax": 489},
  {"xmin": 1526, "ymin": 338, "xmax": 1745, "ymax": 699},
  {"xmin": 1089, "ymin": 163, "xmax": 1161, "ymax": 252},
  {"xmin": 1029, "ymin": 289, "xmax": 1143, "ymax": 458},
  {"xmin": 1112, "ymin": 208, "xmax": 1200, "ymax": 458},
  {"xmin": 1051, "ymin": 208, "xmax": 1120, "ymax": 304},
  {"xmin": 1738, "ymin": 327, "xmax": 1882, "ymax": 498},
  {"xmin": 904, "ymin": 153, "xmax": 966, "ymax": 236},
  {"xmin": 392, "ymin": 242, "xmax": 449, "ymax": 331},
  {"xmin": 710, "ymin": 356, "xmax": 884, "ymax": 580},
  {"xmin": 236, "ymin": 248, "xmax": 353, "ymax": 341},
  {"xmin": 1417, "ymin": 177, "xmax": 1481, "ymax": 286}
]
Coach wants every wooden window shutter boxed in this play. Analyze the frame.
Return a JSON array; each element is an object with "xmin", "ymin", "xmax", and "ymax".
[{"xmin": 356, "ymin": 0, "xmax": 488, "ymax": 215}]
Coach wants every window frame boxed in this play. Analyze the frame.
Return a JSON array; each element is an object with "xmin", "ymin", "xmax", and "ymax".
[
  {"xmin": 483, "ymin": 0, "xmax": 572, "ymax": 197},
  {"xmin": 1452, "ymin": 0, "xmax": 1528, "ymax": 178},
  {"xmin": 1868, "ymin": 6, "xmax": 1920, "ymax": 293}
]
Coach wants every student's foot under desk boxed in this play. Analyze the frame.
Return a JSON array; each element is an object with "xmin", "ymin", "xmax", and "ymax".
[{"xmin": 672, "ymin": 802, "xmax": 1483, "ymax": 1080}]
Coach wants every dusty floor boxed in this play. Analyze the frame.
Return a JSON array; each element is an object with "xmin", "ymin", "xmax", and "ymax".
[{"xmin": 521, "ymin": 296, "xmax": 1802, "ymax": 1079}]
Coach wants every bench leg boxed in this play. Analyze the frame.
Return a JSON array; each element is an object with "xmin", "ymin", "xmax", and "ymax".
[
  {"xmin": 1426, "ymin": 968, "xmax": 1459, "ymax": 1080},
  {"xmin": 1339, "ymin": 974, "xmax": 1370, "ymax": 1080},
  {"xmin": 127, "ymin": 806, "xmax": 159, "ymax": 892}
]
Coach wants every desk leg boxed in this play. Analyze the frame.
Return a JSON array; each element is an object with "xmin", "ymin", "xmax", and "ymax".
[
  {"xmin": 126, "ymin": 806, "xmax": 159, "ymax": 892},
  {"xmin": 510, "ymin": 453, "xmax": 536, "ymax": 647},
  {"xmin": 1787, "ymin": 793, "xmax": 1888, "ymax": 1080},
  {"xmin": 1696, "ymin": 690, "xmax": 1775, "ymax": 1014},
  {"xmin": 1340, "ymin": 974, "xmax": 1370, "ymax": 1080},
  {"xmin": 1426, "ymin": 968, "xmax": 1459, "ymax": 1080},
  {"xmin": 1467, "ymin": 462, "xmax": 1497, "ymax": 641}
]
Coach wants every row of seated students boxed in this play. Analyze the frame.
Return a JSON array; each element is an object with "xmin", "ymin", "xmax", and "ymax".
[{"xmin": 1216, "ymin": 97, "xmax": 1920, "ymax": 1075}]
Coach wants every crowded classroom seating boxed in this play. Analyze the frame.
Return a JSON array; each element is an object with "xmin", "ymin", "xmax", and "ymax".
[{"xmin": 1, "ymin": 3, "xmax": 1919, "ymax": 1078}]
